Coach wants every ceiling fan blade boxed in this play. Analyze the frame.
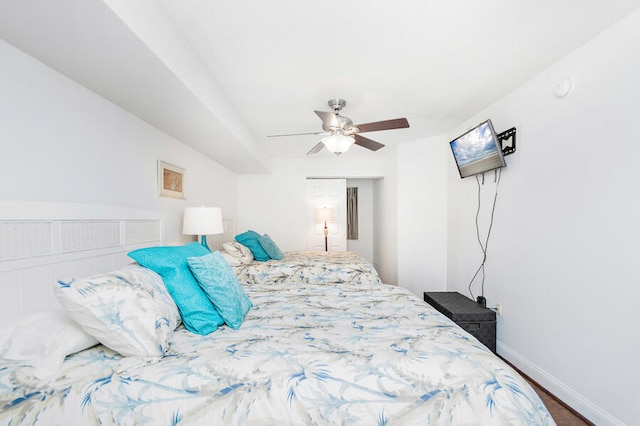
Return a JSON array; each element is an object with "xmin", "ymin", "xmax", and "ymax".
[
  {"xmin": 306, "ymin": 142, "xmax": 325, "ymax": 155},
  {"xmin": 355, "ymin": 118, "xmax": 409, "ymax": 133},
  {"xmin": 315, "ymin": 110, "xmax": 341, "ymax": 128},
  {"xmin": 267, "ymin": 131, "xmax": 326, "ymax": 137},
  {"xmin": 354, "ymin": 134, "xmax": 385, "ymax": 151}
]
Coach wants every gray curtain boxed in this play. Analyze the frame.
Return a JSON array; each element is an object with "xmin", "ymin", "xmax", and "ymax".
[{"xmin": 347, "ymin": 187, "xmax": 358, "ymax": 240}]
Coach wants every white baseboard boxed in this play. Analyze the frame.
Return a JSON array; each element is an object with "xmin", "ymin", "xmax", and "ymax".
[{"xmin": 497, "ymin": 341, "xmax": 623, "ymax": 426}]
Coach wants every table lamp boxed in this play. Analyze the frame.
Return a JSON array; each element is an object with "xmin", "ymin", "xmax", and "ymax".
[
  {"xmin": 183, "ymin": 206, "xmax": 224, "ymax": 251},
  {"xmin": 316, "ymin": 207, "xmax": 334, "ymax": 252}
]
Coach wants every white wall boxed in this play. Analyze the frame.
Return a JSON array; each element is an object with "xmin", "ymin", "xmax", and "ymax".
[
  {"xmin": 444, "ymin": 12, "xmax": 639, "ymax": 425},
  {"xmin": 397, "ymin": 135, "xmax": 449, "ymax": 295},
  {"xmin": 373, "ymin": 150, "xmax": 399, "ymax": 284},
  {"xmin": 0, "ymin": 39, "xmax": 237, "ymax": 244},
  {"xmin": 346, "ymin": 179, "xmax": 374, "ymax": 264}
]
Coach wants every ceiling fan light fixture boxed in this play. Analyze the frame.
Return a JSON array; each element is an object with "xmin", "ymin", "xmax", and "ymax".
[{"xmin": 321, "ymin": 134, "xmax": 355, "ymax": 155}]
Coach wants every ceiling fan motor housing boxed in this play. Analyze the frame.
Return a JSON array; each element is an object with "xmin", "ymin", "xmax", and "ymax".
[{"xmin": 321, "ymin": 99, "xmax": 356, "ymax": 133}]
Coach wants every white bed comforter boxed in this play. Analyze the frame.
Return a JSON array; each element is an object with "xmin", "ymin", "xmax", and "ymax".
[
  {"xmin": 233, "ymin": 251, "xmax": 382, "ymax": 286},
  {"xmin": 0, "ymin": 282, "xmax": 554, "ymax": 425}
]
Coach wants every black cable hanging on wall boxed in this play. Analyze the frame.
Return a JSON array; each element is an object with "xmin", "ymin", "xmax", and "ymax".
[{"xmin": 468, "ymin": 168, "xmax": 502, "ymax": 306}]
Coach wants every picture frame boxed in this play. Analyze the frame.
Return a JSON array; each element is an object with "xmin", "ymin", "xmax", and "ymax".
[{"xmin": 158, "ymin": 161, "xmax": 186, "ymax": 199}]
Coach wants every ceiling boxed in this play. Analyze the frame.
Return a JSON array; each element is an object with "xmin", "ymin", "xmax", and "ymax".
[{"xmin": 2, "ymin": 0, "xmax": 640, "ymax": 172}]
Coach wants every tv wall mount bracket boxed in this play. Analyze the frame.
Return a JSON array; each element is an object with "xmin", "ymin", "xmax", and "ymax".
[{"xmin": 497, "ymin": 127, "xmax": 516, "ymax": 156}]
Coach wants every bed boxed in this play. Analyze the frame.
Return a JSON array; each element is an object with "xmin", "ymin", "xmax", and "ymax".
[
  {"xmin": 0, "ymin": 203, "xmax": 554, "ymax": 425},
  {"xmin": 0, "ymin": 280, "xmax": 553, "ymax": 425},
  {"xmin": 232, "ymin": 250, "xmax": 382, "ymax": 286}
]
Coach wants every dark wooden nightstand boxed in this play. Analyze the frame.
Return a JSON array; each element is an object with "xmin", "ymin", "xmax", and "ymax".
[{"xmin": 423, "ymin": 291, "xmax": 496, "ymax": 353}]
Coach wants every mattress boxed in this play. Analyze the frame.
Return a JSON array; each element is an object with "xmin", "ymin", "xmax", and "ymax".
[
  {"xmin": 0, "ymin": 281, "xmax": 554, "ymax": 425},
  {"xmin": 232, "ymin": 250, "xmax": 382, "ymax": 286}
]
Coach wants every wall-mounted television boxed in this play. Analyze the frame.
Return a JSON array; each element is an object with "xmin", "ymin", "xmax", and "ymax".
[{"xmin": 449, "ymin": 119, "xmax": 506, "ymax": 178}]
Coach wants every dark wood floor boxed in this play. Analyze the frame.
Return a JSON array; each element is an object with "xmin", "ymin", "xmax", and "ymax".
[
  {"xmin": 499, "ymin": 356, "xmax": 593, "ymax": 425},
  {"xmin": 526, "ymin": 378, "xmax": 592, "ymax": 426}
]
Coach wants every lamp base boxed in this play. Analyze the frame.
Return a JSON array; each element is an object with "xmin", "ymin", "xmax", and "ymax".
[
  {"xmin": 200, "ymin": 235, "xmax": 211, "ymax": 251},
  {"xmin": 324, "ymin": 222, "xmax": 328, "ymax": 252}
]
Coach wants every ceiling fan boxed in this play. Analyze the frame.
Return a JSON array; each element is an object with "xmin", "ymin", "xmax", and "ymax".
[{"xmin": 268, "ymin": 99, "xmax": 410, "ymax": 155}]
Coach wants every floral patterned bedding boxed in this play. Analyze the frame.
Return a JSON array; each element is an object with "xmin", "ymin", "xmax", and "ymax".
[
  {"xmin": 0, "ymin": 281, "xmax": 554, "ymax": 425},
  {"xmin": 233, "ymin": 251, "xmax": 382, "ymax": 286}
]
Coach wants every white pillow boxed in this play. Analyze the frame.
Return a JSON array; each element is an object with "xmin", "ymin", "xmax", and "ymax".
[
  {"xmin": 54, "ymin": 265, "xmax": 180, "ymax": 357},
  {"xmin": 0, "ymin": 311, "xmax": 99, "ymax": 379},
  {"xmin": 222, "ymin": 241, "xmax": 254, "ymax": 264},
  {"xmin": 220, "ymin": 251, "xmax": 242, "ymax": 266}
]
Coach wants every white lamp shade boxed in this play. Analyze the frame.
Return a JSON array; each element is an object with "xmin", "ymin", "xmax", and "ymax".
[
  {"xmin": 321, "ymin": 134, "xmax": 355, "ymax": 155},
  {"xmin": 317, "ymin": 207, "xmax": 335, "ymax": 223},
  {"xmin": 183, "ymin": 207, "xmax": 224, "ymax": 235}
]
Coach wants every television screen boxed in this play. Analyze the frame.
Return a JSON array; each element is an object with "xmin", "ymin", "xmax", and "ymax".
[{"xmin": 449, "ymin": 119, "xmax": 506, "ymax": 178}]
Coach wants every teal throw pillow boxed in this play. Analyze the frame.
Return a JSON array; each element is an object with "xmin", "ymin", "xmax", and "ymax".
[
  {"xmin": 187, "ymin": 251, "xmax": 253, "ymax": 329},
  {"xmin": 128, "ymin": 243, "xmax": 223, "ymax": 335},
  {"xmin": 258, "ymin": 234, "xmax": 284, "ymax": 261},
  {"xmin": 235, "ymin": 230, "xmax": 270, "ymax": 261}
]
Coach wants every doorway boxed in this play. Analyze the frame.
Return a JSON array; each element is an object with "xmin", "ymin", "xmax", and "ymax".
[{"xmin": 346, "ymin": 179, "xmax": 374, "ymax": 264}]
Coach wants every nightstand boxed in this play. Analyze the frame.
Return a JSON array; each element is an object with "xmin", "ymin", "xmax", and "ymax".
[{"xmin": 423, "ymin": 291, "xmax": 496, "ymax": 353}]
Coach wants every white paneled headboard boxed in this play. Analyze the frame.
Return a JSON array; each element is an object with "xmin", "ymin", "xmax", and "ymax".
[
  {"xmin": 0, "ymin": 202, "xmax": 163, "ymax": 324},
  {"xmin": 206, "ymin": 218, "xmax": 235, "ymax": 252}
]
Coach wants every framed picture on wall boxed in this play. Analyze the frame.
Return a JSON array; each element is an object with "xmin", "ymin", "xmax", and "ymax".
[{"xmin": 158, "ymin": 161, "xmax": 186, "ymax": 199}]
